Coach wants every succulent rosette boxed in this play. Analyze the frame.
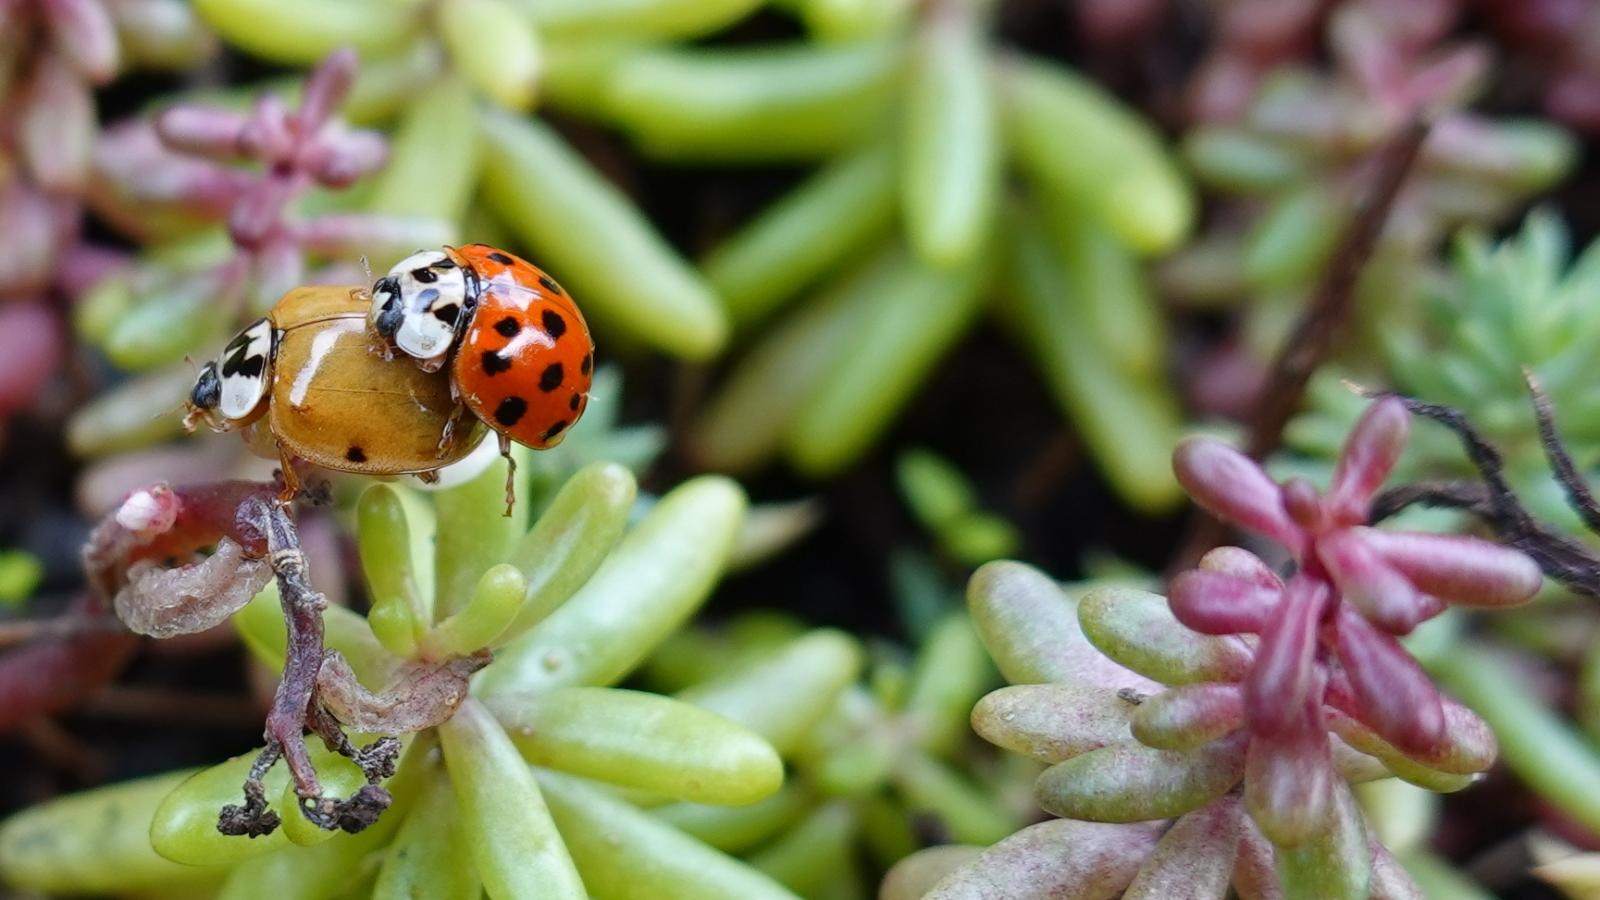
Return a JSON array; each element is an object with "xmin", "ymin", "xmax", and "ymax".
[{"xmin": 892, "ymin": 398, "xmax": 1543, "ymax": 899}]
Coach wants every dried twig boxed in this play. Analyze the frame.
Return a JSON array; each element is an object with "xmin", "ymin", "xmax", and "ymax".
[{"xmin": 1171, "ymin": 117, "xmax": 1432, "ymax": 570}]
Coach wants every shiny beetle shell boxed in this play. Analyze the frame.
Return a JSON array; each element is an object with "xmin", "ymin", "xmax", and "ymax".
[
  {"xmin": 189, "ymin": 285, "xmax": 485, "ymax": 479},
  {"xmin": 446, "ymin": 244, "xmax": 594, "ymax": 450}
]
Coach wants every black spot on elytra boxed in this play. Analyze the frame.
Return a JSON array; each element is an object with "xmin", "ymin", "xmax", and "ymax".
[
  {"xmin": 542, "ymin": 420, "xmax": 568, "ymax": 442},
  {"xmin": 569, "ymin": 394, "xmax": 580, "ymax": 411},
  {"xmin": 412, "ymin": 267, "xmax": 438, "ymax": 283},
  {"xmin": 494, "ymin": 317, "xmax": 521, "ymax": 338},
  {"xmin": 481, "ymin": 350, "xmax": 512, "ymax": 375},
  {"xmin": 539, "ymin": 363, "xmax": 564, "ymax": 392},
  {"xmin": 541, "ymin": 310, "xmax": 567, "ymax": 339},
  {"xmin": 539, "ymin": 275, "xmax": 563, "ymax": 295},
  {"xmin": 345, "ymin": 447, "xmax": 367, "ymax": 463},
  {"xmin": 487, "ymin": 251, "xmax": 513, "ymax": 265},
  {"xmin": 494, "ymin": 396, "xmax": 528, "ymax": 427},
  {"xmin": 431, "ymin": 303, "xmax": 460, "ymax": 324},
  {"xmin": 580, "ymin": 354, "xmax": 592, "ymax": 376}
]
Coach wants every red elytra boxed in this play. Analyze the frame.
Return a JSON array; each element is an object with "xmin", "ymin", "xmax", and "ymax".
[{"xmin": 446, "ymin": 244, "xmax": 594, "ymax": 452}]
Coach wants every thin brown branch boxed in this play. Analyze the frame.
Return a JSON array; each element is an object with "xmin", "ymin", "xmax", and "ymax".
[{"xmin": 1170, "ymin": 117, "xmax": 1433, "ymax": 571}]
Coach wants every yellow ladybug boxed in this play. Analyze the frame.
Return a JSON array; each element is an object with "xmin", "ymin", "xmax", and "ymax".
[{"xmin": 184, "ymin": 284, "xmax": 485, "ymax": 499}]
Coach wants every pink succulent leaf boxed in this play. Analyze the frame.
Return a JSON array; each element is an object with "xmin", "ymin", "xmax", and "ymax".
[
  {"xmin": 1316, "ymin": 529, "xmax": 1431, "ymax": 634},
  {"xmin": 291, "ymin": 214, "xmax": 450, "ymax": 260},
  {"xmin": 294, "ymin": 48, "xmax": 359, "ymax": 134},
  {"xmin": 1327, "ymin": 397, "xmax": 1410, "ymax": 524},
  {"xmin": 1130, "ymin": 683, "xmax": 1246, "ymax": 751},
  {"xmin": 923, "ymin": 819, "xmax": 1161, "ymax": 900},
  {"xmin": 1356, "ymin": 528, "xmax": 1543, "ymax": 607},
  {"xmin": 1122, "ymin": 801, "xmax": 1243, "ymax": 900},
  {"xmin": 1034, "ymin": 733, "xmax": 1249, "ymax": 824},
  {"xmin": 239, "ymin": 94, "xmax": 294, "ymax": 161},
  {"xmin": 20, "ymin": 52, "xmax": 95, "ymax": 194},
  {"xmin": 1173, "ymin": 438, "xmax": 1305, "ymax": 554},
  {"xmin": 0, "ymin": 303, "xmax": 63, "ymax": 417},
  {"xmin": 155, "ymin": 105, "xmax": 252, "ymax": 158},
  {"xmin": 301, "ymin": 128, "xmax": 388, "ymax": 187},
  {"xmin": 1329, "ymin": 732, "xmax": 1393, "ymax": 784},
  {"xmin": 1402, "ymin": 43, "xmax": 1491, "ymax": 112},
  {"xmin": 1367, "ymin": 834, "xmax": 1425, "ymax": 900},
  {"xmin": 972, "ymin": 683, "xmax": 1136, "ymax": 764},
  {"xmin": 0, "ymin": 184, "xmax": 64, "ymax": 293},
  {"xmin": 43, "ymin": 0, "xmax": 121, "ymax": 83},
  {"xmin": 1230, "ymin": 810, "xmax": 1282, "ymax": 900},
  {"xmin": 1280, "ymin": 478, "xmax": 1327, "ymax": 532},
  {"xmin": 1244, "ymin": 575, "xmax": 1326, "ymax": 737},
  {"xmin": 1243, "ymin": 712, "xmax": 1336, "ymax": 847},
  {"xmin": 1332, "ymin": 608, "xmax": 1445, "ymax": 754},
  {"xmin": 229, "ymin": 177, "xmax": 298, "ymax": 249},
  {"xmin": 1168, "ymin": 569, "xmax": 1278, "ymax": 635},
  {"xmin": 1197, "ymin": 546, "xmax": 1285, "ymax": 591},
  {"xmin": 1326, "ymin": 698, "xmax": 1495, "ymax": 777}
]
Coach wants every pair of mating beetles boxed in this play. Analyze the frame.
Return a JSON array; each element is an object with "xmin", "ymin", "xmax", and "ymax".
[{"xmin": 183, "ymin": 245, "xmax": 593, "ymax": 508}]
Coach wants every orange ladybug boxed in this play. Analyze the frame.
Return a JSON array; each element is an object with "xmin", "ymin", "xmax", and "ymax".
[
  {"xmin": 367, "ymin": 245, "xmax": 594, "ymax": 504},
  {"xmin": 183, "ymin": 285, "xmax": 487, "ymax": 501}
]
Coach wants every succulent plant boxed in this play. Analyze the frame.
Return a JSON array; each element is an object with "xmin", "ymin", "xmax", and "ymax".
[
  {"xmin": 879, "ymin": 399, "xmax": 1543, "ymax": 898},
  {"xmin": 0, "ymin": 459, "xmax": 824, "ymax": 898},
  {"xmin": 1291, "ymin": 210, "xmax": 1600, "ymax": 533},
  {"xmin": 578, "ymin": 2, "xmax": 1194, "ymax": 510},
  {"xmin": 1166, "ymin": 0, "xmax": 1576, "ymax": 418}
]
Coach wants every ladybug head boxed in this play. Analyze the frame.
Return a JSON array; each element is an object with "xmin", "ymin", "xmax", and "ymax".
[
  {"xmin": 183, "ymin": 362, "xmax": 222, "ymax": 432},
  {"xmin": 367, "ymin": 249, "xmax": 469, "ymax": 371}
]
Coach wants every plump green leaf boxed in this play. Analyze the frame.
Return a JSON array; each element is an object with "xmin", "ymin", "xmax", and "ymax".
[
  {"xmin": 677, "ymin": 629, "xmax": 862, "ymax": 756},
  {"xmin": 498, "ymin": 461, "xmax": 637, "ymax": 644},
  {"xmin": 1034, "ymin": 735, "xmax": 1248, "ymax": 823},
  {"xmin": 366, "ymin": 75, "xmax": 480, "ymax": 225},
  {"xmin": 373, "ymin": 766, "xmax": 479, "ymax": 900},
  {"xmin": 702, "ymin": 142, "xmax": 897, "ymax": 327},
  {"xmin": 901, "ymin": 5, "xmax": 1001, "ymax": 267},
  {"xmin": 516, "ymin": 0, "xmax": 764, "ymax": 40},
  {"xmin": 490, "ymin": 686, "xmax": 783, "ymax": 804},
  {"xmin": 966, "ymin": 560, "xmax": 1157, "ymax": 690},
  {"xmin": 191, "ymin": 0, "xmax": 420, "ymax": 65},
  {"xmin": 1003, "ymin": 57, "xmax": 1193, "ymax": 255},
  {"xmin": 479, "ymin": 110, "xmax": 727, "ymax": 360},
  {"xmin": 428, "ymin": 563, "xmax": 527, "ymax": 657},
  {"xmin": 651, "ymin": 784, "xmax": 811, "ymax": 853},
  {"xmin": 478, "ymin": 476, "xmax": 746, "ymax": 695},
  {"xmin": 438, "ymin": 0, "xmax": 540, "ymax": 110},
  {"xmin": 787, "ymin": 243, "xmax": 989, "ymax": 475},
  {"xmin": 603, "ymin": 41, "xmax": 904, "ymax": 162},
  {"xmin": 539, "ymin": 769, "xmax": 802, "ymax": 900},
  {"xmin": 438, "ymin": 699, "xmax": 586, "ymax": 900},
  {"xmin": 0, "ymin": 770, "xmax": 226, "ymax": 894},
  {"xmin": 1078, "ymin": 586, "xmax": 1253, "ymax": 684},
  {"xmin": 972, "ymin": 683, "xmax": 1134, "ymax": 763}
]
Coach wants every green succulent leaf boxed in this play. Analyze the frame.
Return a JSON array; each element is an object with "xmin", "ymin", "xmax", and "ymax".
[
  {"xmin": 438, "ymin": 699, "xmax": 586, "ymax": 900},
  {"xmin": 479, "ymin": 110, "xmax": 728, "ymax": 360},
  {"xmin": 900, "ymin": 5, "xmax": 1002, "ymax": 268},
  {"xmin": 538, "ymin": 769, "xmax": 803, "ymax": 900},
  {"xmin": 0, "ymin": 769, "xmax": 225, "ymax": 894},
  {"xmin": 489, "ymin": 686, "xmax": 783, "ymax": 804},
  {"xmin": 478, "ymin": 475, "xmax": 747, "ymax": 695},
  {"xmin": 702, "ymin": 142, "xmax": 897, "ymax": 328}
]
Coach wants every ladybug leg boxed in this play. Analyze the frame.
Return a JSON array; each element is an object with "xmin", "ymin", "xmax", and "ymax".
[
  {"xmin": 499, "ymin": 432, "xmax": 517, "ymax": 517},
  {"xmin": 275, "ymin": 448, "xmax": 302, "ymax": 505},
  {"xmin": 436, "ymin": 404, "xmax": 472, "ymax": 458}
]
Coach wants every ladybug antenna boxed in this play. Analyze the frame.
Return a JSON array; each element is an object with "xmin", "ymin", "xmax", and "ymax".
[{"xmin": 359, "ymin": 255, "xmax": 373, "ymax": 283}]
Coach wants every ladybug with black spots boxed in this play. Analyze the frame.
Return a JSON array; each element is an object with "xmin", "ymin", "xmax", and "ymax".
[{"xmin": 367, "ymin": 244, "xmax": 594, "ymax": 506}]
